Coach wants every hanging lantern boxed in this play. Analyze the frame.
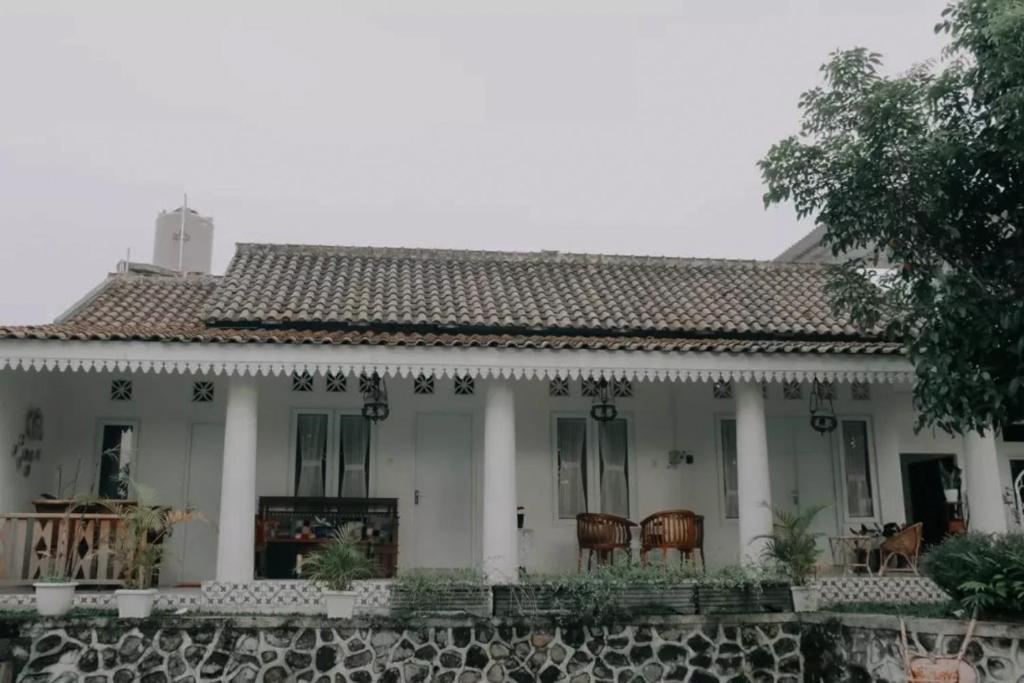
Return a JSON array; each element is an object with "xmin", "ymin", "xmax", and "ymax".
[
  {"xmin": 809, "ymin": 378, "xmax": 837, "ymax": 434},
  {"xmin": 361, "ymin": 373, "xmax": 390, "ymax": 422},
  {"xmin": 590, "ymin": 378, "xmax": 618, "ymax": 423}
]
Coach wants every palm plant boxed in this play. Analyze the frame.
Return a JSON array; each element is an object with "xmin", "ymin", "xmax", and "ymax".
[
  {"xmin": 301, "ymin": 524, "xmax": 374, "ymax": 592},
  {"xmin": 758, "ymin": 504, "xmax": 827, "ymax": 586},
  {"xmin": 81, "ymin": 480, "xmax": 201, "ymax": 590}
]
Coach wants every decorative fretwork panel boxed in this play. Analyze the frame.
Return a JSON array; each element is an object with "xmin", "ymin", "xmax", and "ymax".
[
  {"xmin": 292, "ymin": 372, "xmax": 314, "ymax": 392},
  {"xmin": 783, "ymin": 380, "xmax": 802, "ymax": 400},
  {"xmin": 454, "ymin": 375, "xmax": 475, "ymax": 396},
  {"xmin": 326, "ymin": 372, "xmax": 347, "ymax": 393},
  {"xmin": 851, "ymin": 381, "xmax": 870, "ymax": 401},
  {"xmin": 414, "ymin": 374, "xmax": 435, "ymax": 395},
  {"xmin": 712, "ymin": 380, "xmax": 733, "ymax": 399},
  {"xmin": 192, "ymin": 381, "xmax": 214, "ymax": 402},
  {"xmin": 110, "ymin": 379, "xmax": 132, "ymax": 401},
  {"xmin": 549, "ymin": 377, "xmax": 570, "ymax": 397}
]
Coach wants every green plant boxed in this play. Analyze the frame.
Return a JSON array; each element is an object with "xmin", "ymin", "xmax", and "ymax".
[
  {"xmin": 696, "ymin": 564, "xmax": 788, "ymax": 592},
  {"xmin": 392, "ymin": 567, "xmax": 487, "ymax": 615},
  {"xmin": 83, "ymin": 481, "xmax": 201, "ymax": 590},
  {"xmin": 757, "ymin": 505, "xmax": 827, "ymax": 586},
  {"xmin": 301, "ymin": 525, "xmax": 374, "ymax": 592},
  {"xmin": 507, "ymin": 563, "xmax": 701, "ymax": 621},
  {"xmin": 922, "ymin": 532, "xmax": 1024, "ymax": 616}
]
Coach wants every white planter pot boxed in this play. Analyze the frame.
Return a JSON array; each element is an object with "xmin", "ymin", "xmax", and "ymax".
[
  {"xmin": 34, "ymin": 582, "xmax": 77, "ymax": 617},
  {"xmin": 115, "ymin": 589, "xmax": 157, "ymax": 619},
  {"xmin": 944, "ymin": 489, "xmax": 959, "ymax": 504},
  {"xmin": 323, "ymin": 590, "xmax": 358, "ymax": 619},
  {"xmin": 790, "ymin": 585, "xmax": 819, "ymax": 613}
]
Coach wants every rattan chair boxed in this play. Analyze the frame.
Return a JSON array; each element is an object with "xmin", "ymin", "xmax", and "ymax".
[
  {"xmin": 878, "ymin": 522, "xmax": 923, "ymax": 575},
  {"xmin": 576, "ymin": 513, "xmax": 636, "ymax": 572},
  {"xmin": 639, "ymin": 509, "xmax": 704, "ymax": 569}
]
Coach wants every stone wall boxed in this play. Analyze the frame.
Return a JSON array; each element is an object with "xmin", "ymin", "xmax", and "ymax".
[
  {"xmin": 801, "ymin": 613, "xmax": 1024, "ymax": 683},
  {"xmin": 4, "ymin": 612, "xmax": 1021, "ymax": 682},
  {"xmin": 3, "ymin": 615, "xmax": 802, "ymax": 683}
]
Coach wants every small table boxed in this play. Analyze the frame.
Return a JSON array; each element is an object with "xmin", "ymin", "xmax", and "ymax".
[{"xmin": 828, "ymin": 535, "xmax": 878, "ymax": 575}]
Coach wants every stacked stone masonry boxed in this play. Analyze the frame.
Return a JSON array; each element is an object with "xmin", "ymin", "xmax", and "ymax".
[{"xmin": 7, "ymin": 617, "xmax": 803, "ymax": 683}]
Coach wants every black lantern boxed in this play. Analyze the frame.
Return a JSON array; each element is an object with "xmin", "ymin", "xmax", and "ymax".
[
  {"xmin": 361, "ymin": 373, "xmax": 390, "ymax": 422},
  {"xmin": 590, "ymin": 378, "xmax": 618, "ymax": 423},
  {"xmin": 809, "ymin": 378, "xmax": 837, "ymax": 434}
]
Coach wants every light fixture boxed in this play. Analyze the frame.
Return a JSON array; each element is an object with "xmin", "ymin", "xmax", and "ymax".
[
  {"xmin": 590, "ymin": 378, "xmax": 618, "ymax": 422},
  {"xmin": 360, "ymin": 372, "xmax": 390, "ymax": 422},
  {"xmin": 809, "ymin": 378, "xmax": 837, "ymax": 434}
]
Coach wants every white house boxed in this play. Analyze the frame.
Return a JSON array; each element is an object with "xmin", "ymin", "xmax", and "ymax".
[{"xmin": 2, "ymin": 240, "xmax": 1022, "ymax": 587}]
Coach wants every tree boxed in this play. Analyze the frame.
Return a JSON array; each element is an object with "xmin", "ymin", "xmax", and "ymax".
[{"xmin": 760, "ymin": 0, "xmax": 1024, "ymax": 436}]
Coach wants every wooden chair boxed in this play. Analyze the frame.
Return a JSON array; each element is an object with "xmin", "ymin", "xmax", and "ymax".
[
  {"xmin": 878, "ymin": 522, "xmax": 923, "ymax": 575},
  {"xmin": 639, "ymin": 509, "xmax": 704, "ymax": 569},
  {"xmin": 576, "ymin": 513, "xmax": 636, "ymax": 572}
]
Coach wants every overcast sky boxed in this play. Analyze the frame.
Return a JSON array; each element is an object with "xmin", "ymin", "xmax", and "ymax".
[{"xmin": 0, "ymin": 1, "xmax": 949, "ymax": 324}]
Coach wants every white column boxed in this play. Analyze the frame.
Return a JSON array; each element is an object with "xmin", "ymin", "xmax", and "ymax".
[
  {"xmin": 216, "ymin": 376, "xmax": 259, "ymax": 582},
  {"xmin": 964, "ymin": 429, "xmax": 1007, "ymax": 533},
  {"xmin": 482, "ymin": 379, "xmax": 518, "ymax": 583},
  {"xmin": 735, "ymin": 381, "xmax": 773, "ymax": 564}
]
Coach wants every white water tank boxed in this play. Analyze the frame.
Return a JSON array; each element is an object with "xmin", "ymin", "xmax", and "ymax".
[{"xmin": 153, "ymin": 206, "xmax": 214, "ymax": 274}]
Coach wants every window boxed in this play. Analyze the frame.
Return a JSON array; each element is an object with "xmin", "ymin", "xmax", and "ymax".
[
  {"xmin": 294, "ymin": 414, "xmax": 328, "ymax": 496},
  {"xmin": 292, "ymin": 411, "xmax": 372, "ymax": 498},
  {"xmin": 840, "ymin": 419, "xmax": 875, "ymax": 518},
  {"xmin": 338, "ymin": 415, "xmax": 370, "ymax": 497},
  {"xmin": 720, "ymin": 419, "xmax": 739, "ymax": 519},
  {"xmin": 556, "ymin": 418, "xmax": 587, "ymax": 519},
  {"xmin": 98, "ymin": 423, "xmax": 136, "ymax": 499},
  {"xmin": 554, "ymin": 416, "xmax": 632, "ymax": 520},
  {"xmin": 598, "ymin": 420, "xmax": 629, "ymax": 517}
]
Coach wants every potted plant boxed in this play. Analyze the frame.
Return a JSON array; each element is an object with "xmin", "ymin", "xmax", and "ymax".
[
  {"xmin": 33, "ymin": 564, "xmax": 77, "ymax": 617},
  {"xmin": 392, "ymin": 568, "xmax": 489, "ymax": 617},
  {"xmin": 940, "ymin": 464, "xmax": 962, "ymax": 504},
  {"xmin": 301, "ymin": 524, "xmax": 374, "ymax": 619},
  {"xmin": 87, "ymin": 479, "xmax": 200, "ymax": 618},
  {"xmin": 695, "ymin": 565, "xmax": 792, "ymax": 614},
  {"xmin": 758, "ymin": 504, "xmax": 826, "ymax": 612}
]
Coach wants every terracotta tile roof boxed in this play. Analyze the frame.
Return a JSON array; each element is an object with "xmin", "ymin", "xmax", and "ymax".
[
  {"xmin": 0, "ymin": 244, "xmax": 899, "ymax": 355},
  {"xmin": 206, "ymin": 244, "xmax": 869, "ymax": 337}
]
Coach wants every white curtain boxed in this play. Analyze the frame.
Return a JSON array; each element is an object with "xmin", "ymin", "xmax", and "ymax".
[
  {"xmin": 557, "ymin": 418, "xmax": 587, "ymax": 518},
  {"xmin": 600, "ymin": 420, "xmax": 629, "ymax": 518},
  {"xmin": 295, "ymin": 414, "xmax": 327, "ymax": 496},
  {"xmin": 721, "ymin": 420, "xmax": 739, "ymax": 519},
  {"xmin": 339, "ymin": 416, "xmax": 370, "ymax": 498},
  {"xmin": 842, "ymin": 421, "xmax": 874, "ymax": 517}
]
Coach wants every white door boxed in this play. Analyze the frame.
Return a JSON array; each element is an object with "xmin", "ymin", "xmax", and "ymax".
[
  {"xmin": 767, "ymin": 418, "xmax": 840, "ymax": 545},
  {"xmin": 414, "ymin": 413, "xmax": 473, "ymax": 568},
  {"xmin": 179, "ymin": 423, "xmax": 224, "ymax": 584}
]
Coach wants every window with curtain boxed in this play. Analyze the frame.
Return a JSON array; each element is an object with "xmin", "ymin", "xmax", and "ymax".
[
  {"xmin": 841, "ymin": 419, "xmax": 874, "ymax": 517},
  {"xmin": 599, "ymin": 419, "xmax": 629, "ymax": 518},
  {"xmin": 338, "ymin": 415, "xmax": 371, "ymax": 497},
  {"xmin": 294, "ymin": 414, "xmax": 328, "ymax": 496},
  {"xmin": 556, "ymin": 418, "xmax": 588, "ymax": 519},
  {"xmin": 721, "ymin": 419, "xmax": 739, "ymax": 519},
  {"xmin": 98, "ymin": 423, "xmax": 135, "ymax": 499}
]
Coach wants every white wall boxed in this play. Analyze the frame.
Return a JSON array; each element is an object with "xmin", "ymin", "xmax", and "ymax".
[
  {"xmin": 0, "ymin": 369, "xmax": 60, "ymax": 513},
  {"xmin": 15, "ymin": 369, "xmax": 1023, "ymax": 583}
]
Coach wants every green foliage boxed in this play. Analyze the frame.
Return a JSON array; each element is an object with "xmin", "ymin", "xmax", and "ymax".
[
  {"xmin": 80, "ymin": 480, "xmax": 201, "ymax": 590},
  {"xmin": 758, "ymin": 505, "xmax": 827, "ymax": 586},
  {"xmin": 760, "ymin": 0, "xmax": 1024, "ymax": 435},
  {"xmin": 827, "ymin": 601, "xmax": 961, "ymax": 619},
  {"xmin": 940, "ymin": 463, "xmax": 962, "ymax": 491},
  {"xmin": 694, "ymin": 564, "xmax": 789, "ymax": 591},
  {"xmin": 510, "ymin": 563, "xmax": 700, "ymax": 621},
  {"xmin": 301, "ymin": 525, "xmax": 374, "ymax": 592},
  {"xmin": 392, "ymin": 567, "xmax": 488, "ymax": 615},
  {"xmin": 922, "ymin": 532, "xmax": 1024, "ymax": 615}
]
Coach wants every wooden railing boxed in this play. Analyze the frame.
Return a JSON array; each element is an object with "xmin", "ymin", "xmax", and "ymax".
[{"xmin": 0, "ymin": 513, "xmax": 124, "ymax": 586}]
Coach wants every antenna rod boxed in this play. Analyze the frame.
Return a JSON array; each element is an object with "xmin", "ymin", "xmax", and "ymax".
[{"xmin": 177, "ymin": 193, "xmax": 188, "ymax": 275}]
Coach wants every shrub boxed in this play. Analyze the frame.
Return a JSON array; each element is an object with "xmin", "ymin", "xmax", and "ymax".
[
  {"xmin": 758, "ymin": 504, "xmax": 827, "ymax": 586},
  {"xmin": 392, "ymin": 567, "xmax": 488, "ymax": 615},
  {"xmin": 922, "ymin": 532, "xmax": 1024, "ymax": 616},
  {"xmin": 301, "ymin": 525, "xmax": 374, "ymax": 592}
]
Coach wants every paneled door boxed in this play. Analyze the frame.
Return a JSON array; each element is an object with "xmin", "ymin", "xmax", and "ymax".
[
  {"xmin": 179, "ymin": 423, "xmax": 224, "ymax": 584},
  {"xmin": 767, "ymin": 418, "xmax": 840, "ymax": 543},
  {"xmin": 414, "ymin": 413, "xmax": 474, "ymax": 568}
]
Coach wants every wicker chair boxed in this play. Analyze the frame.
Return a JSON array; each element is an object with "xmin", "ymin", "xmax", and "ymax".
[
  {"xmin": 576, "ymin": 513, "xmax": 636, "ymax": 572},
  {"xmin": 878, "ymin": 522, "xmax": 923, "ymax": 575},
  {"xmin": 639, "ymin": 510, "xmax": 704, "ymax": 569}
]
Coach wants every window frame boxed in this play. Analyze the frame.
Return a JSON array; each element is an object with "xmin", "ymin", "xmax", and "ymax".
[
  {"xmin": 834, "ymin": 416, "xmax": 882, "ymax": 524},
  {"xmin": 288, "ymin": 408, "xmax": 375, "ymax": 497},
  {"xmin": 715, "ymin": 415, "xmax": 740, "ymax": 523},
  {"xmin": 550, "ymin": 411, "xmax": 636, "ymax": 524},
  {"xmin": 94, "ymin": 419, "xmax": 140, "ymax": 499}
]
